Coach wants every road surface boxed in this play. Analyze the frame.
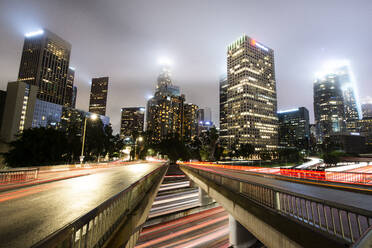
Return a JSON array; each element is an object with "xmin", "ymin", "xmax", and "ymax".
[{"xmin": 0, "ymin": 162, "xmax": 163, "ymax": 248}]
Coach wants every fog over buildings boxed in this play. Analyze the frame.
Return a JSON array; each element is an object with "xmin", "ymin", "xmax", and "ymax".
[{"xmin": 0, "ymin": 0, "xmax": 371, "ymax": 133}]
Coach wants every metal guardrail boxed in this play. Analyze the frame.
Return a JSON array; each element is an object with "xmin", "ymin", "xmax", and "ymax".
[
  {"xmin": 185, "ymin": 165, "xmax": 372, "ymax": 245},
  {"xmin": 0, "ymin": 168, "xmax": 39, "ymax": 184},
  {"xmin": 183, "ymin": 162, "xmax": 372, "ymax": 185},
  {"xmin": 31, "ymin": 164, "xmax": 167, "ymax": 248}
]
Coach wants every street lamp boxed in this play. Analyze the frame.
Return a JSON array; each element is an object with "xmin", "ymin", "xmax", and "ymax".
[
  {"xmin": 134, "ymin": 136, "xmax": 143, "ymax": 161},
  {"xmin": 80, "ymin": 114, "xmax": 98, "ymax": 164}
]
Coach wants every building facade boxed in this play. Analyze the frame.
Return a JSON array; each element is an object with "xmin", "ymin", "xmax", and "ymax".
[
  {"xmin": 277, "ymin": 107, "xmax": 310, "ymax": 149},
  {"xmin": 18, "ymin": 29, "xmax": 71, "ymax": 105},
  {"xmin": 146, "ymin": 67, "xmax": 185, "ymax": 142},
  {"xmin": 0, "ymin": 90, "xmax": 6, "ymax": 131},
  {"xmin": 0, "ymin": 82, "xmax": 37, "ymax": 142},
  {"xmin": 362, "ymin": 104, "xmax": 372, "ymax": 118},
  {"xmin": 89, "ymin": 77, "xmax": 109, "ymax": 116},
  {"xmin": 64, "ymin": 67, "xmax": 75, "ymax": 107},
  {"xmin": 358, "ymin": 117, "xmax": 372, "ymax": 147},
  {"xmin": 226, "ymin": 35, "xmax": 278, "ymax": 151},
  {"xmin": 120, "ymin": 107, "xmax": 145, "ymax": 139},
  {"xmin": 219, "ymin": 75, "xmax": 228, "ymax": 148},
  {"xmin": 32, "ymin": 100, "xmax": 62, "ymax": 128},
  {"xmin": 72, "ymin": 86, "xmax": 77, "ymax": 109},
  {"xmin": 314, "ymin": 63, "xmax": 361, "ymax": 141},
  {"xmin": 183, "ymin": 103, "xmax": 199, "ymax": 141}
]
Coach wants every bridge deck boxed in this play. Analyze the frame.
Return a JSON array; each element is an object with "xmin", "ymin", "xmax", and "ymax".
[
  {"xmin": 187, "ymin": 164, "xmax": 372, "ymax": 214},
  {"xmin": 0, "ymin": 162, "xmax": 163, "ymax": 248}
]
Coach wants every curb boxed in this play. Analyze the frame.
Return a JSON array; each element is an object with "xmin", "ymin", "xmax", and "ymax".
[{"xmin": 0, "ymin": 173, "xmax": 90, "ymax": 193}]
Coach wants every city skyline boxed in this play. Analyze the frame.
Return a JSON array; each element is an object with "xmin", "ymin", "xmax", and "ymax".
[{"xmin": 0, "ymin": 1, "xmax": 371, "ymax": 134}]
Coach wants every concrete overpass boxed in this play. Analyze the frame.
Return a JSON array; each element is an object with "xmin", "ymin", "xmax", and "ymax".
[
  {"xmin": 180, "ymin": 164, "xmax": 372, "ymax": 248},
  {"xmin": 0, "ymin": 162, "xmax": 168, "ymax": 248}
]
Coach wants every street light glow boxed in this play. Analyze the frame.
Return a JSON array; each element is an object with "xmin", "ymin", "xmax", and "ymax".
[
  {"xmin": 138, "ymin": 136, "xmax": 144, "ymax": 142},
  {"xmin": 158, "ymin": 57, "xmax": 172, "ymax": 66},
  {"xmin": 90, "ymin": 114, "xmax": 98, "ymax": 120}
]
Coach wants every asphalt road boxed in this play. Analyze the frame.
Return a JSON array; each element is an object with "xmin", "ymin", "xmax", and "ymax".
[
  {"xmin": 0, "ymin": 162, "xmax": 163, "ymax": 248},
  {"xmin": 186, "ymin": 165, "xmax": 372, "ymax": 213}
]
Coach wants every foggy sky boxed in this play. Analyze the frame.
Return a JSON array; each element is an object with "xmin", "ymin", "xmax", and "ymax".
[{"xmin": 0, "ymin": 0, "xmax": 371, "ymax": 134}]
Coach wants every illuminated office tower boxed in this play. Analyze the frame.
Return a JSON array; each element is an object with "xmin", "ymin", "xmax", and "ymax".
[
  {"xmin": 18, "ymin": 29, "xmax": 71, "ymax": 105},
  {"xmin": 64, "ymin": 67, "xmax": 75, "ymax": 107},
  {"xmin": 89, "ymin": 77, "xmax": 109, "ymax": 116},
  {"xmin": 146, "ymin": 67, "xmax": 185, "ymax": 142},
  {"xmin": 314, "ymin": 72, "xmax": 345, "ymax": 141},
  {"xmin": 219, "ymin": 75, "xmax": 228, "ymax": 148},
  {"xmin": 120, "ymin": 107, "xmax": 145, "ymax": 139},
  {"xmin": 277, "ymin": 107, "xmax": 310, "ymax": 149},
  {"xmin": 314, "ymin": 62, "xmax": 361, "ymax": 140},
  {"xmin": 362, "ymin": 103, "xmax": 372, "ymax": 118},
  {"xmin": 226, "ymin": 35, "xmax": 278, "ymax": 151},
  {"xmin": 183, "ymin": 103, "xmax": 199, "ymax": 141}
]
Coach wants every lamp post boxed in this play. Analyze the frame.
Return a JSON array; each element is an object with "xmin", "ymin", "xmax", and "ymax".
[
  {"xmin": 134, "ymin": 136, "xmax": 143, "ymax": 161},
  {"xmin": 80, "ymin": 114, "xmax": 98, "ymax": 164}
]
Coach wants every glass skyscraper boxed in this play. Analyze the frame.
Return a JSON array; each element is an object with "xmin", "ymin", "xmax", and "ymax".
[
  {"xmin": 89, "ymin": 77, "xmax": 109, "ymax": 116},
  {"xmin": 18, "ymin": 29, "xmax": 71, "ymax": 105},
  {"xmin": 226, "ymin": 35, "xmax": 278, "ymax": 151}
]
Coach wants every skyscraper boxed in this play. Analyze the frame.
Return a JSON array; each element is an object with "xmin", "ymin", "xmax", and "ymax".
[
  {"xmin": 314, "ymin": 62, "xmax": 361, "ymax": 141},
  {"xmin": 72, "ymin": 86, "xmax": 77, "ymax": 109},
  {"xmin": 146, "ymin": 67, "xmax": 185, "ymax": 142},
  {"xmin": 219, "ymin": 75, "xmax": 228, "ymax": 148},
  {"xmin": 1, "ymin": 82, "xmax": 37, "ymax": 142},
  {"xmin": 89, "ymin": 77, "xmax": 109, "ymax": 116},
  {"xmin": 277, "ymin": 107, "xmax": 310, "ymax": 149},
  {"xmin": 226, "ymin": 35, "xmax": 278, "ymax": 151},
  {"xmin": 120, "ymin": 107, "xmax": 145, "ymax": 139},
  {"xmin": 64, "ymin": 67, "xmax": 75, "ymax": 107},
  {"xmin": 18, "ymin": 29, "xmax": 71, "ymax": 105},
  {"xmin": 183, "ymin": 103, "xmax": 199, "ymax": 141},
  {"xmin": 362, "ymin": 103, "xmax": 372, "ymax": 118},
  {"xmin": 0, "ymin": 90, "xmax": 6, "ymax": 131}
]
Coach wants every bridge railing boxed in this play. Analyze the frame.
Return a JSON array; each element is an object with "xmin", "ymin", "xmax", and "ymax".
[
  {"xmin": 185, "ymin": 165, "xmax": 372, "ymax": 244},
  {"xmin": 31, "ymin": 164, "xmax": 167, "ymax": 248},
  {"xmin": 0, "ymin": 168, "xmax": 39, "ymax": 184}
]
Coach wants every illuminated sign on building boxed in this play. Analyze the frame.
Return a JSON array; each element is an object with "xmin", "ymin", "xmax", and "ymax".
[{"xmin": 250, "ymin": 39, "xmax": 269, "ymax": 52}]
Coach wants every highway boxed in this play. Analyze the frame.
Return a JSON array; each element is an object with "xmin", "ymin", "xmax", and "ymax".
[
  {"xmin": 136, "ymin": 206, "xmax": 229, "ymax": 248},
  {"xmin": 0, "ymin": 162, "xmax": 163, "ymax": 248},
  {"xmin": 185, "ymin": 164, "xmax": 372, "ymax": 213}
]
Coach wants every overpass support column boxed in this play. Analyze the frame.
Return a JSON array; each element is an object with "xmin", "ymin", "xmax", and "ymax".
[
  {"xmin": 199, "ymin": 187, "xmax": 215, "ymax": 206},
  {"xmin": 229, "ymin": 214, "xmax": 257, "ymax": 248}
]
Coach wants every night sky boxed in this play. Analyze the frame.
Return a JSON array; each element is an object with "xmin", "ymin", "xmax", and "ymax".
[{"xmin": 0, "ymin": 0, "xmax": 371, "ymax": 133}]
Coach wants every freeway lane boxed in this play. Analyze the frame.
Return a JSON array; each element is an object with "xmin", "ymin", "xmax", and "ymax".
[
  {"xmin": 185, "ymin": 164, "xmax": 372, "ymax": 213},
  {"xmin": 0, "ymin": 162, "xmax": 164, "ymax": 248}
]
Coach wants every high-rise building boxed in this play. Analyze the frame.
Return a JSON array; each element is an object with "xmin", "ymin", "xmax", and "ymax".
[
  {"xmin": 277, "ymin": 107, "xmax": 310, "ymax": 149},
  {"xmin": 0, "ymin": 82, "xmax": 37, "ymax": 142},
  {"xmin": 314, "ymin": 62, "xmax": 361, "ymax": 141},
  {"xmin": 89, "ymin": 77, "xmax": 109, "ymax": 116},
  {"xmin": 72, "ymin": 86, "xmax": 77, "ymax": 109},
  {"xmin": 362, "ymin": 103, "xmax": 372, "ymax": 118},
  {"xmin": 32, "ymin": 100, "xmax": 62, "ymax": 128},
  {"xmin": 183, "ymin": 103, "xmax": 199, "ymax": 141},
  {"xmin": 18, "ymin": 29, "xmax": 71, "ymax": 105},
  {"xmin": 0, "ymin": 90, "xmax": 6, "ymax": 130},
  {"xmin": 226, "ymin": 35, "xmax": 278, "ymax": 151},
  {"xmin": 120, "ymin": 107, "xmax": 145, "ymax": 139},
  {"xmin": 64, "ymin": 67, "xmax": 75, "ymax": 107},
  {"xmin": 146, "ymin": 67, "xmax": 185, "ymax": 142},
  {"xmin": 219, "ymin": 75, "xmax": 228, "ymax": 148},
  {"xmin": 358, "ymin": 118, "xmax": 372, "ymax": 147}
]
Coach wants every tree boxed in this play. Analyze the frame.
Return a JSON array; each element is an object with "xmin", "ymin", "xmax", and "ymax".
[
  {"xmin": 156, "ymin": 134, "xmax": 189, "ymax": 164},
  {"xmin": 199, "ymin": 127, "xmax": 219, "ymax": 161},
  {"xmin": 322, "ymin": 151, "xmax": 344, "ymax": 166},
  {"xmin": 238, "ymin": 143, "xmax": 255, "ymax": 159},
  {"xmin": 4, "ymin": 128, "xmax": 69, "ymax": 167}
]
